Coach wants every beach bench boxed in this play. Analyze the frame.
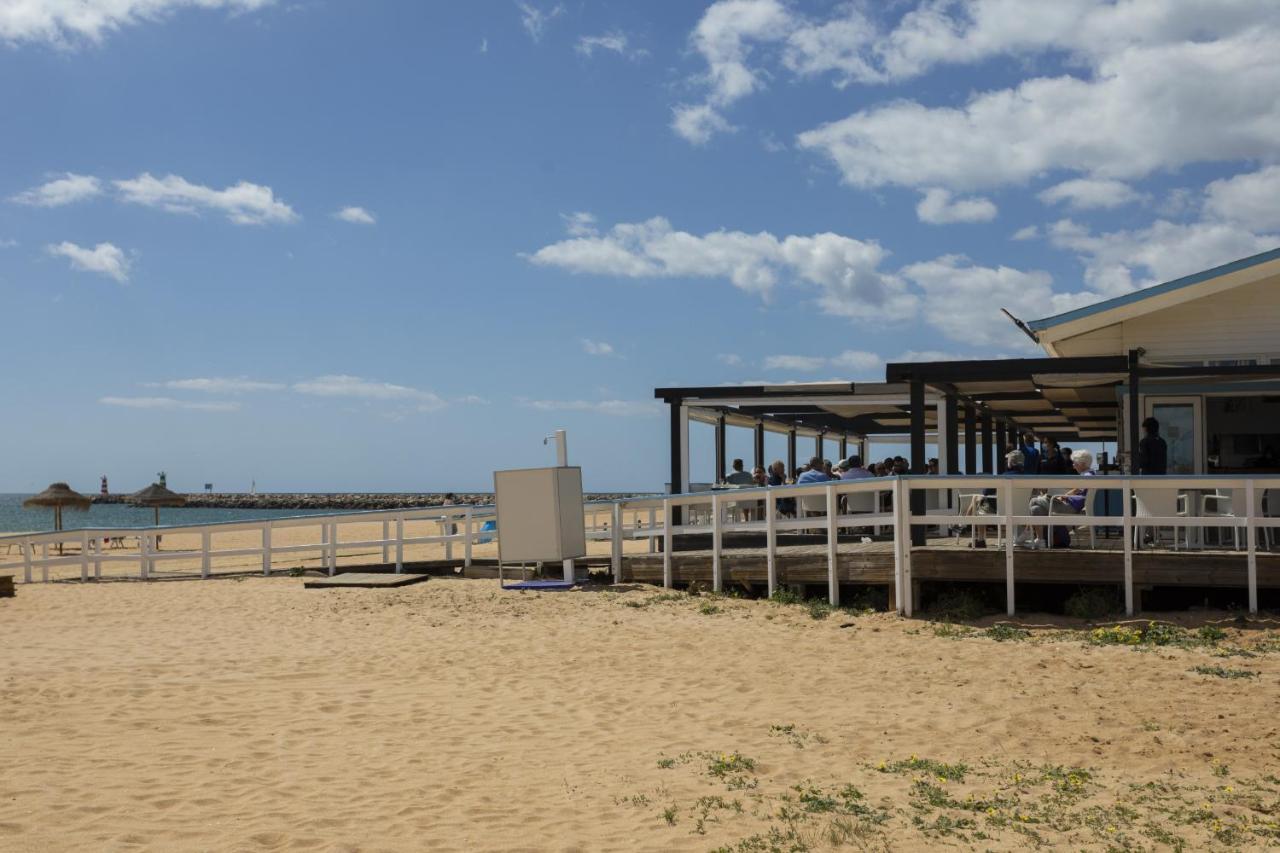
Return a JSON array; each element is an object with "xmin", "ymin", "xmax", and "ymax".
[{"xmin": 0, "ymin": 574, "xmax": 13, "ymax": 598}]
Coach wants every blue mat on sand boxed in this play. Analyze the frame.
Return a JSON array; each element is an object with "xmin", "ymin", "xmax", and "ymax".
[{"xmin": 502, "ymin": 580, "xmax": 576, "ymax": 591}]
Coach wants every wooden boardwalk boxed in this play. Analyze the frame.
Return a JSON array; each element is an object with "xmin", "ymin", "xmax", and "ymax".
[{"xmin": 622, "ymin": 536, "xmax": 1280, "ymax": 592}]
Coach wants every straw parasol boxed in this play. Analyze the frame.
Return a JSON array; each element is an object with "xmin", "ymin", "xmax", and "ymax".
[
  {"xmin": 23, "ymin": 482, "xmax": 92, "ymax": 532},
  {"xmin": 128, "ymin": 482, "xmax": 187, "ymax": 525}
]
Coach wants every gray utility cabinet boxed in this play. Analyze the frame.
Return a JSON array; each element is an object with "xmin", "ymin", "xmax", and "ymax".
[{"xmin": 492, "ymin": 466, "xmax": 586, "ymax": 563}]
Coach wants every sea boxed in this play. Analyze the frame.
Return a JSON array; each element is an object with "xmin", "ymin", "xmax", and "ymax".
[{"xmin": 0, "ymin": 494, "xmax": 340, "ymax": 534}]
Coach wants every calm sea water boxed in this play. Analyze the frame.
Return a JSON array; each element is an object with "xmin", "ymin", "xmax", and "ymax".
[{"xmin": 0, "ymin": 494, "xmax": 341, "ymax": 534}]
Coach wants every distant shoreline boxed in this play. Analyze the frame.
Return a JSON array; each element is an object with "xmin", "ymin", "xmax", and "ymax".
[{"xmin": 91, "ymin": 492, "xmax": 651, "ymax": 510}]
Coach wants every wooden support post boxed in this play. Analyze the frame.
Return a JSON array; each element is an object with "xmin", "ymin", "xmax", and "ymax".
[
  {"xmin": 201, "ymin": 530, "xmax": 211, "ymax": 579},
  {"xmin": 382, "ymin": 519, "xmax": 390, "ymax": 564},
  {"xmin": 41, "ymin": 543, "xmax": 49, "ymax": 583},
  {"xmin": 463, "ymin": 507, "xmax": 473, "ymax": 569},
  {"xmin": 662, "ymin": 499, "xmax": 673, "ymax": 589},
  {"xmin": 826, "ymin": 483, "xmax": 839, "ymax": 606},
  {"xmin": 139, "ymin": 535, "xmax": 149, "ymax": 580},
  {"xmin": 395, "ymin": 515, "xmax": 404, "ymax": 573},
  {"xmin": 80, "ymin": 530, "xmax": 89, "ymax": 582},
  {"xmin": 893, "ymin": 477, "xmax": 912, "ymax": 616},
  {"xmin": 765, "ymin": 491, "xmax": 777, "ymax": 598},
  {"xmin": 23, "ymin": 540, "xmax": 32, "ymax": 584},
  {"xmin": 611, "ymin": 502, "xmax": 623, "ymax": 583},
  {"xmin": 1246, "ymin": 479, "xmax": 1258, "ymax": 613},
  {"xmin": 328, "ymin": 523, "xmax": 338, "ymax": 576},
  {"xmin": 1002, "ymin": 478, "xmax": 1015, "ymax": 615},
  {"xmin": 909, "ymin": 379, "xmax": 926, "ymax": 547},
  {"xmin": 262, "ymin": 524, "xmax": 272, "ymax": 576},
  {"xmin": 647, "ymin": 507, "xmax": 657, "ymax": 553},
  {"xmin": 93, "ymin": 535, "xmax": 103, "ymax": 580},
  {"xmin": 815, "ymin": 431, "xmax": 823, "ymax": 460},
  {"xmin": 1122, "ymin": 479, "xmax": 1134, "ymax": 614},
  {"xmin": 711, "ymin": 493, "xmax": 722, "ymax": 593}
]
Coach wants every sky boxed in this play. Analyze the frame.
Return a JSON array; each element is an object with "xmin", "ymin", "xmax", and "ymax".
[{"xmin": 2, "ymin": 0, "xmax": 1279, "ymax": 493}]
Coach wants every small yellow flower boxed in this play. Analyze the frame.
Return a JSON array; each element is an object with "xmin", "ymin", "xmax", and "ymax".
[
  {"xmin": 986, "ymin": 807, "xmax": 996, "ymax": 816},
  {"xmin": 1106, "ymin": 825, "xmax": 1117, "ymax": 833},
  {"xmin": 1225, "ymin": 786, "xmax": 1234, "ymax": 793},
  {"xmin": 937, "ymin": 776, "xmax": 947, "ymax": 783}
]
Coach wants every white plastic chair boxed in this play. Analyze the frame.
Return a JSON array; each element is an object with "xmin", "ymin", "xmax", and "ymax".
[
  {"xmin": 1133, "ymin": 488, "xmax": 1188, "ymax": 550},
  {"xmin": 1202, "ymin": 488, "xmax": 1273, "ymax": 550}
]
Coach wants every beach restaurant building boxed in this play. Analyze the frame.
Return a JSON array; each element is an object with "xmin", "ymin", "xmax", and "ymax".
[{"xmin": 657, "ymin": 248, "xmax": 1280, "ymax": 492}]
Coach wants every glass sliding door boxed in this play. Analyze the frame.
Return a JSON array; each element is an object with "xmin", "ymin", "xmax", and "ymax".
[{"xmin": 1144, "ymin": 396, "xmax": 1203, "ymax": 474}]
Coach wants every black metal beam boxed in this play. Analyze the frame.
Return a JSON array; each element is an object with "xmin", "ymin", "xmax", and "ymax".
[
  {"xmin": 886, "ymin": 355, "xmax": 1129, "ymax": 383},
  {"xmin": 668, "ymin": 399, "xmax": 683, "ymax": 524},
  {"xmin": 945, "ymin": 394, "xmax": 959, "ymax": 474},
  {"xmin": 655, "ymin": 382, "xmax": 855, "ymax": 402},
  {"xmin": 981, "ymin": 411, "xmax": 993, "ymax": 473},
  {"xmin": 814, "ymin": 431, "xmax": 823, "ymax": 460},
  {"xmin": 996, "ymin": 421, "xmax": 1007, "ymax": 473},
  {"xmin": 910, "ymin": 379, "xmax": 927, "ymax": 546},
  {"xmin": 839, "ymin": 435, "xmax": 848, "ymax": 462},
  {"xmin": 753, "ymin": 421, "xmax": 765, "ymax": 470},
  {"xmin": 1128, "ymin": 349, "xmax": 1141, "ymax": 473},
  {"xmin": 964, "ymin": 405, "xmax": 977, "ymax": 473},
  {"xmin": 714, "ymin": 414, "xmax": 726, "ymax": 483},
  {"xmin": 787, "ymin": 429, "xmax": 797, "ymax": 477}
]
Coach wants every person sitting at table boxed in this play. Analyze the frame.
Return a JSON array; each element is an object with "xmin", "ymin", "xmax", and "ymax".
[
  {"xmin": 1027, "ymin": 449, "xmax": 1094, "ymax": 548},
  {"xmin": 751, "ymin": 466, "xmax": 767, "ymax": 486},
  {"xmin": 840, "ymin": 456, "xmax": 872, "ymax": 480},
  {"xmin": 796, "ymin": 456, "xmax": 831, "ymax": 484},
  {"xmin": 768, "ymin": 459, "xmax": 796, "ymax": 517},
  {"xmin": 725, "ymin": 458, "xmax": 755, "ymax": 485}
]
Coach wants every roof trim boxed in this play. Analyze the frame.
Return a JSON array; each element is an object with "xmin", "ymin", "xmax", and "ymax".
[{"xmin": 1027, "ymin": 246, "xmax": 1280, "ymax": 333}]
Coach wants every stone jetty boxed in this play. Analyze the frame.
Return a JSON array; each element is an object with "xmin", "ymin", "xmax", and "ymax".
[{"xmin": 93, "ymin": 491, "xmax": 648, "ymax": 510}]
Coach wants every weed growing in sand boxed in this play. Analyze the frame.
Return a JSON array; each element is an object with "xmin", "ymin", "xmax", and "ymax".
[
  {"xmin": 656, "ymin": 751, "xmax": 694, "ymax": 770},
  {"xmin": 661, "ymin": 804, "xmax": 678, "ymax": 825},
  {"xmin": 706, "ymin": 752, "xmax": 758, "ymax": 789},
  {"xmin": 1190, "ymin": 664, "xmax": 1257, "ymax": 679},
  {"xmin": 690, "ymin": 795, "xmax": 743, "ymax": 835},
  {"xmin": 1140, "ymin": 719, "xmax": 1161, "ymax": 732},
  {"xmin": 699, "ymin": 601, "xmax": 722, "ymax": 615},
  {"xmin": 768, "ymin": 588, "xmax": 803, "ymax": 606},
  {"xmin": 878, "ymin": 755, "xmax": 969, "ymax": 782},
  {"xmin": 932, "ymin": 621, "xmax": 974, "ymax": 639},
  {"xmin": 623, "ymin": 591, "xmax": 687, "ymax": 609},
  {"xmin": 805, "ymin": 600, "xmax": 833, "ymax": 620},
  {"xmin": 985, "ymin": 623, "xmax": 1031, "ymax": 642},
  {"xmin": 768, "ymin": 724, "xmax": 828, "ymax": 749},
  {"xmin": 1089, "ymin": 621, "xmax": 1231, "ymax": 651}
]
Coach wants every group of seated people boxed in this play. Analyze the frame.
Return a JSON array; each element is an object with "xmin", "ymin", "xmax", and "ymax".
[
  {"xmin": 961, "ymin": 443, "xmax": 1095, "ymax": 549},
  {"xmin": 720, "ymin": 454, "xmax": 910, "ymax": 488}
]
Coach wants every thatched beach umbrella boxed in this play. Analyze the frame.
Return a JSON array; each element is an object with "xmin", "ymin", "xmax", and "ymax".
[
  {"xmin": 128, "ymin": 482, "xmax": 187, "ymax": 526},
  {"xmin": 23, "ymin": 482, "xmax": 92, "ymax": 531}
]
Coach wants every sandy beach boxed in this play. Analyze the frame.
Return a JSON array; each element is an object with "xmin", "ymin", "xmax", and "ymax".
[{"xmin": 3, "ymin": 576, "xmax": 1279, "ymax": 851}]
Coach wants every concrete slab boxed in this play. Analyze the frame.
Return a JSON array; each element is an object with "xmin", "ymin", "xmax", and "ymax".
[{"xmin": 304, "ymin": 572, "xmax": 430, "ymax": 589}]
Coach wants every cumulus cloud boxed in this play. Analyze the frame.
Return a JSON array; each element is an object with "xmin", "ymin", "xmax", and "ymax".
[
  {"xmin": 334, "ymin": 206, "xmax": 375, "ymax": 225},
  {"xmin": 0, "ymin": 0, "xmax": 275, "ymax": 46},
  {"xmin": 1038, "ymin": 178, "xmax": 1143, "ymax": 210},
  {"xmin": 716, "ymin": 353, "xmax": 743, "ymax": 366},
  {"xmin": 11, "ymin": 172, "xmax": 102, "ymax": 206},
  {"xmin": 671, "ymin": 103, "xmax": 735, "ymax": 146},
  {"xmin": 561, "ymin": 211, "xmax": 597, "ymax": 237},
  {"xmin": 798, "ymin": 25, "xmax": 1280, "ymax": 192},
  {"xmin": 528, "ymin": 214, "xmax": 915, "ymax": 320},
  {"xmin": 47, "ymin": 241, "xmax": 130, "ymax": 282},
  {"xmin": 99, "ymin": 396, "xmax": 240, "ymax": 412},
  {"xmin": 1011, "ymin": 225, "xmax": 1039, "ymax": 241},
  {"xmin": 1203, "ymin": 165, "xmax": 1280, "ymax": 232},
  {"xmin": 580, "ymin": 338, "xmax": 615, "ymax": 356},
  {"xmin": 114, "ymin": 172, "xmax": 297, "ymax": 225},
  {"xmin": 292, "ymin": 375, "xmax": 446, "ymax": 410},
  {"xmin": 147, "ymin": 377, "xmax": 285, "ymax": 394},
  {"xmin": 522, "ymin": 398, "xmax": 662, "ymax": 417},
  {"xmin": 765, "ymin": 350, "xmax": 882, "ymax": 373},
  {"xmin": 516, "ymin": 1, "xmax": 563, "ymax": 43},
  {"xmin": 916, "ymin": 188, "xmax": 997, "ymax": 224}
]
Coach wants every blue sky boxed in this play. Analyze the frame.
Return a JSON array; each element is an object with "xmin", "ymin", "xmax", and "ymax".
[{"xmin": 2, "ymin": 0, "xmax": 1278, "ymax": 493}]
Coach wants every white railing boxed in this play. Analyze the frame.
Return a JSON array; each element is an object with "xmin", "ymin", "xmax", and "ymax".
[
  {"xmin": 0, "ymin": 504, "xmax": 496, "ymax": 583},
  {"xmin": 5, "ymin": 476, "xmax": 1277, "ymax": 618}
]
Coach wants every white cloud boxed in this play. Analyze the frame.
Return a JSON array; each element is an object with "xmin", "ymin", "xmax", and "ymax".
[
  {"xmin": 292, "ymin": 375, "xmax": 446, "ymax": 410},
  {"xmin": 1011, "ymin": 225, "xmax": 1039, "ymax": 241},
  {"xmin": 1038, "ymin": 178, "xmax": 1143, "ymax": 210},
  {"xmin": 763, "ymin": 355, "xmax": 826, "ymax": 371},
  {"xmin": 561, "ymin": 211, "xmax": 597, "ymax": 237},
  {"xmin": 47, "ymin": 241, "xmax": 130, "ymax": 283},
  {"xmin": 11, "ymin": 172, "xmax": 102, "ymax": 207},
  {"xmin": 915, "ymin": 188, "xmax": 997, "ymax": 224},
  {"xmin": 580, "ymin": 338, "xmax": 614, "ymax": 356},
  {"xmin": 0, "ymin": 238, "xmax": 17, "ymax": 248},
  {"xmin": 0, "ymin": 0, "xmax": 275, "ymax": 46},
  {"xmin": 479, "ymin": 37, "xmax": 488, "ymax": 53},
  {"xmin": 457, "ymin": 394, "xmax": 490, "ymax": 405},
  {"xmin": 1047, "ymin": 216, "xmax": 1278, "ymax": 297},
  {"xmin": 829, "ymin": 350, "xmax": 883, "ymax": 372},
  {"xmin": 522, "ymin": 398, "xmax": 662, "ymax": 417},
  {"xmin": 147, "ymin": 377, "xmax": 285, "ymax": 394},
  {"xmin": 99, "ymin": 396, "xmax": 240, "ymax": 412},
  {"xmin": 1203, "ymin": 165, "xmax": 1280, "ymax": 232},
  {"xmin": 527, "ymin": 215, "xmax": 915, "ymax": 320},
  {"xmin": 716, "ymin": 353, "xmax": 743, "ymax": 366},
  {"xmin": 516, "ymin": 1, "xmax": 563, "ymax": 43},
  {"xmin": 798, "ymin": 25, "xmax": 1280, "ymax": 191},
  {"xmin": 671, "ymin": 103, "xmax": 735, "ymax": 146},
  {"xmin": 114, "ymin": 172, "xmax": 297, "ymax": 225},
  {"xmin": 576, "ymin": 31, "xmax": 643, "ymax": 59},
  {"xmin": 901, "ymin": 255, "xmax": 1099, "ymax": 349},
  {"xmin": 334, "ymin": 206, "xmax": 376, "ymax": 225}
]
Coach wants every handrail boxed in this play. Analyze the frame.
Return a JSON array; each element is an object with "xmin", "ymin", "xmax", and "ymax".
[{"xmin": 5, "ymin": 476, "xmax": 1278, "ymax": 620}]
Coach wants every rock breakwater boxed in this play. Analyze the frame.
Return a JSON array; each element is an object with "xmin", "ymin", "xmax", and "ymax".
[{"xmin": 93, "ymin": 492, "xmax": 649, "ymax": 510}]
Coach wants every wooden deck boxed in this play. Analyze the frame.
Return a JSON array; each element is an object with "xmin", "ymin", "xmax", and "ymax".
[{"xmin": 622, "ymin": 536, "xmax": 1280, "ymax": 591}]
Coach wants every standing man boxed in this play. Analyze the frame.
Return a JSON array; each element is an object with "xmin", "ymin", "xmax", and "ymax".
[
  {"xmin": 1020, "ymin": 431, "xmax": 1041, "ymax": 474},
  {"xmin": 1137, "ymin": 417, "xmax": 1168, "ymax": 475}
]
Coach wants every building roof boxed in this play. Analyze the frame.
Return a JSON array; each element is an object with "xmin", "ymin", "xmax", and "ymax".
[{"xmin": 1027, "ymin": 246, "xmax": 1280, "ymax": 339}]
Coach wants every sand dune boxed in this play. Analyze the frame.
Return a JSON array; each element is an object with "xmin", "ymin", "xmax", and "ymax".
[{"xmin": 2, "ymin": 577, "xmax": 1279, "ymax": 851}]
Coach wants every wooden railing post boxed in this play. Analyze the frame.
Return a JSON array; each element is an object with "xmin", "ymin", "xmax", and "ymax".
[
  {"xmin": 464, "ymin": 507, "xmax": 473, "ymax": 568},
  {"xmin": 766, "ymin": 491, "xmax": 777, "ymax": 598},
  {"xmin": 139, "ymin": 535, "xmax": 150, "ymax": 580},
  {"xmin": 93, "ymin": 535, "xmax": 103, "ymax": 580},
  {"xmin": 1122, "ymin": 479, "xmax": 1134, "ymax": 615},
  {"xmin": 611, "ymin": 503, "xmax": 623, "ymax": 584},
  {"xmin": 23, "ymin": 539, "xmax": 32, "ymax": 584},
  {"xmin": 647, "ymin": 508, "xmax": 657, "ymax": 553},
  {"xmin": 711, "ymin": 493, "xmax": 722, "ymax": 593},
  {"xmin": 1002, "ymin": 478, "xmax": 1015, "ymax": 615},
  {"xmin": 382, "ymin": 519, "xmax": 390, "ymax": 565},
  {"xmin": 262, "ymin": 523, "xmax": 272, "ymax": 576},
  {"xmin": 826, "ymin": 483, "xmax": 839, "ymax": 606},
  {"xmin": 395, "ymin": 515, "xmax": 404, "ymax": 573},
  {"xmin": 662, "ymin": 498, "xmax": 673, "ymax": 589},
  {"xmin": 1246, "ymin": 479, "xmax": 1258, "ymax": 614},
  {"xmin": 201, "ymin": 530, "xmax": 211, "ymax": 579}
]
